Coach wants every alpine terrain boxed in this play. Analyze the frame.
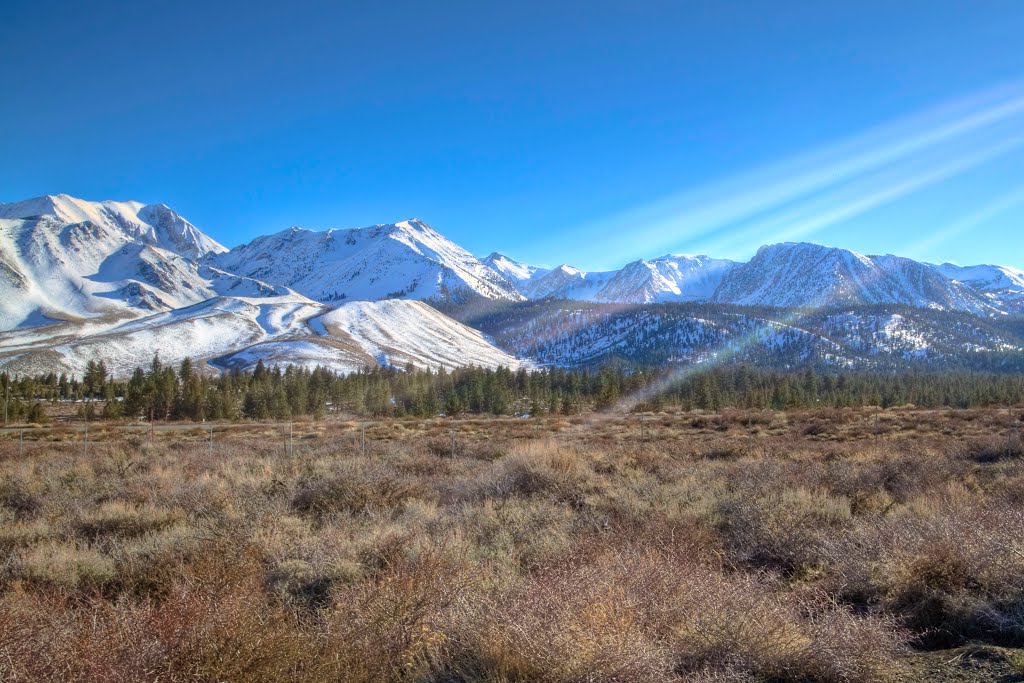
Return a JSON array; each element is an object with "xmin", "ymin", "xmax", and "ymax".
[{"xmin": 1, "ymin": 194, "xmax": 1023, "ymax": 377}]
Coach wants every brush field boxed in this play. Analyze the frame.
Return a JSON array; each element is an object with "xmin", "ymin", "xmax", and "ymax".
[{"xmin": 1, "ymin": 408, "xmax": 1023, "ymax": 682}]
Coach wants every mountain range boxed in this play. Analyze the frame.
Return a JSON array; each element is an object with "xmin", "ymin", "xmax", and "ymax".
[{"xmin": 1, "ymin": 194, "xmax": 1022, "ymax": 377}]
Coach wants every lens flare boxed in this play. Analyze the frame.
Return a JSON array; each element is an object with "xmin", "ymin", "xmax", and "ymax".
[
  {"xmin": 552, "ymin": 81, "xmax": 1024, "ymax": 266},
  {"xmin": 901, "ymin": 181, "xmax": 1024, "ymax": 259}
]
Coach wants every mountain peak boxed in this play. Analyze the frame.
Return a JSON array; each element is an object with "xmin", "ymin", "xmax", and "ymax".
[
  {"xmin": 213, "ymin": 217, "xmax": 523, "ymax": 304},
  {"xmin": 0, "ymin": 194, "xmax": 225, "ymax": 259}
]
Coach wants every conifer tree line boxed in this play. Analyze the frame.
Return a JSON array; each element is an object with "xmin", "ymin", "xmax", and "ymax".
[{"xmin": 3, "ymin": 354, "xmax": 1024, "ymax": 423}]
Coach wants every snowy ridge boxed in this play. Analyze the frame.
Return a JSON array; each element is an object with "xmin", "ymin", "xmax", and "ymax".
[
  {"xmin": 213, "ymin": 219, "xmax": 523, "ymax": 304},
  {"xmin": 312, "ymin": 300, "xmax": 525, "ymax": 371},
  {"xmin": 2, "ymin": 193, "xmax": 1024, "ymax": 379},
  {"xmin": 595, "ymin": 254, "xmax": 737, "ymax": 303},
  {"xmin": 0, "ymin": 194, "xmax": 226, "ymax": 259},
  {"xmin": 0, "ymin": 195, "xmax": 248, "ymax": 329},
  {"xmin": 518, "ymin": 265, "xmax": 619, "ymax": 300},
  {"xmin": 934, "ymin": 263, "xmax": 1024, "ymax": 312},
  {"xmin": 0, "ymin": 294, "xmax": 327, "ymax": 378},
  {"xmin": 483, "ymin": 252, "xmax": 550, "ymax": 284},
  {"xmin": 712, "ymin": 242, "xmax": 999, "ymax": 315}
]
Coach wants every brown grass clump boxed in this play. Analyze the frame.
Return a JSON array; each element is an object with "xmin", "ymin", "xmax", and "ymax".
[{"xmin": 1, "ymin": 408, "xmax": 1023, "ymax": 681}]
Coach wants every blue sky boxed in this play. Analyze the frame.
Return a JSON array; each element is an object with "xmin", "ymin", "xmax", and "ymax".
[{"xmin": 2, "ymin": 0, "xmax": 1023, "ymax": 270}]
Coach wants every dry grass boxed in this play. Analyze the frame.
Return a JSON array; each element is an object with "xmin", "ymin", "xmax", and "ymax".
[{"xmin": 0, "ymin": 407, "xmax": 1022, "ymax": 681}]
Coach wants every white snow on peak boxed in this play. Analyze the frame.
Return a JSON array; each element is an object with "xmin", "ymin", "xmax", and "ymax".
[
  {"xmin": 712, "ymin": 242, "xmax": 999, "ymax": 314},
  {"xmin": 0, "ymin": 194, "xmax": 226, "ymax": 259},
  {"xmin": 515, "ymin": 255, "xmax": 736, "ymax": 304},
  {"xmin": 0, "ymin": 195, "xmax": 251, "ymax": 330},
  {"xmin": 933, "ymin": 262, "xmax": 1024, "ymax": 311},
  {"xmin": 595, "ymin": 254, "xmax": 737, "ymax": 303},
  {"xmin": 312, "ymin": 299, "xmax": 525, "ymax": 371},
  {"xmin": 483, "ymin": 252, "xmax": 550, "ymax": 284},
  {"xmin": 213, "ymin": 218, "xmax": 523, "ymax": 304}
]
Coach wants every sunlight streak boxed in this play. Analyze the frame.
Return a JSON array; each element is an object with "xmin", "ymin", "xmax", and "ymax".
[
  {"xmin": 557, "ymin": 81, "xmax": 1024, "ymax": 264},
  {"xmin": 902, "ymin": 181, "xmax": 1024, "ymax": 259}
]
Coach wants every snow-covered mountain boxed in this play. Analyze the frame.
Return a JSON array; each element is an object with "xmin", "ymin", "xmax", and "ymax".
[
  {"xmin": 0, "ymin": 195, "xmax": 283, "ymax": 329},
  {"xmin": 0, "ymin": 295, "xmax": 522, "ymax": 378},
  {"xmin": 213, "ymin": 219, "xmax": 523, "ymax": 304},
  {"xmin": 516, "ymin": 264, "xmax": 618, "ymax": 300},
  {"xmin": 2, "ymin": 193, "xmax": 1023, "ymax": 379},
  {"xmin": 933, "ymin": 263, "xmax": 1024, "ymax": 313},
  {"xmin": 0, "ymin": 194, "xmax": 226, "ymax": 259},
  {"xmin": 711, "ymin": 242, "xmax": 999, "ymax": 315},
  {"xmin": 482, "ymin": 252, "xmax": 550, "ymax": 285},
  {"xmin": 595, "ymin": 254, "xmax": 737, "ymax": 303},
  {"xmin": 490, "ymin": 254, "xmax": 736, "ymax": 304}
]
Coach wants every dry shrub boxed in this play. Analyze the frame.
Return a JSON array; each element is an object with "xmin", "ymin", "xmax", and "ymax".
[
  {"xmin": 75, "ymin": 501, "xmax": 181, "ymax": 539},
  {"xmin": 828, "ymin": 497, "xmax": 1024, "ymax": 647},
  {"xmin": 444, "ymin": 544, "xmax": 905, "ymax": 683},
  {"xmin": 291, "ymin": 460, "xmax": 423, "ymax": 516},
  {"xmin": 14, "ymin": 541, "xmax": 116, "ymax": 590},
  {"xmin": 955, "ymin": 434, "xmax": 1024, "ymax": 463},
  {"xmin": 0, "ymin": 560, "xmax": 312, "ymax": 682},
  {"xmin": 318, "ymin": 549, "xmax": 463, "ymax": 683},
  {"xmin": 0, "ymin": 518, "xmax": 51, "ymax": 553},
  {"xmin": 714, "ymin": 486, "xmax": 851, "ymax": 577},
  {"xmin": 473, "ymin": 442, "xmax": 597, "ymax": 505},
  {"xmin": 0, "ymin": 476, "xmax": 40, "ymax": 518},
  {"xmin": 266, "ymin": 558, "xmax": 334, "ymax": 609},
  {"xmin": 1, "ymin": 410, "xmax": 1022, "ymax": 680}
]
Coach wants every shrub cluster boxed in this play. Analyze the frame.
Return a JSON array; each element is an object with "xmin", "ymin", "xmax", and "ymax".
[{"xmin": 1, "ymin": 409, "xmax": 1023, "ymax": 681}]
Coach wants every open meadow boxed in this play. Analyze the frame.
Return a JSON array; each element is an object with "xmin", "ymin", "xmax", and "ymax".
[{"xmin": 1, "ymin": 407, "xmax": 1023, "ymax": 682}]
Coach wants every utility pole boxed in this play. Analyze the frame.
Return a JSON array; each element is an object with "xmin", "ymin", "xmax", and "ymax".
[
  {"xmin": 83, "ymin": 419, "xmax": 88, "ymax": 458},
  {"xmin": 289, "ymin": 422, "xmax": 294, "ymax": 456},
  {"xmin": 4, "ymin": 380, "xmax": 9, "ymax": 426},
  {"xmin": 450, "ymin": 429, "xmax": 456, "ymax": 457},
  {"xmin": 209, "ymin": 422, "xmax": 213, "ymax": 457},
  {"xmin": 19, "ymin": 430, "xmax": 24, "ymax": 458},
  {"xmin": 640, "ymin": 414, "xmax": 645, "ymax": 442},
  {"xmin": 361, "ymin": 422, "xmax": 366, "ymax": 456}
]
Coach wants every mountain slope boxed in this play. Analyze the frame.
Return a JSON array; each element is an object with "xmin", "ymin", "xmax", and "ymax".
[
  {"xmin": 0, "ymin": 294, "xmax": 326, "ymax": 377},
  {"xmin": 0, "ymin": 195, "xmax": 279, "ymax": 329},
  {"xmin": 466, "ymin": 300, "xmax": 1024, "ymax": 371},
  {"xmin": 712, "ymin": 243, "xmax": 999, "ymax": 315},
  {"xmin": 0, "ymin": 295, "xmax": 524, "ymax": 377},
  {"xmin": 595, "ymin": 254, "xmax": 737, "ymax": 303},
  {"xmin": 483, "ymin": 252, "xmax": 550, "ymax": 284},
  {"xmin": 310, "ymin": 300, "xmax": 525, "ymax": 371},
  {"xmin": 216, "ymin": 300, "xmax": 525, "ymax": 374},
  {"xmin": 934, "ymin": 262, "xmax": 1024, "ymax": 313},
  {"xmin": 214, "ymin": 219, "xmax": 523, "ymax": 304}
]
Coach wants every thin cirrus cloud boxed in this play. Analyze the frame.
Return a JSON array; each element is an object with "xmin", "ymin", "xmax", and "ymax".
[{"xmin": 558, "ymin": 80, "xmax": 1024, "ymax": 266}]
